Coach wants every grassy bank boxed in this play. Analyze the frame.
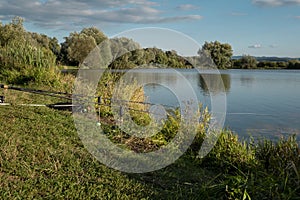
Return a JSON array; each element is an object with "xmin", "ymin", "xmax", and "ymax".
[
  {"xmin": 0, "ymin": 89, "xmax": 299, "ymax": 199},
  {"xmin": 0, "ymin": 91, "xmax": 217, "ymax": 199}
]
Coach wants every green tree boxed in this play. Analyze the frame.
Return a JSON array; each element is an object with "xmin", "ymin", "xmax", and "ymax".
[
  {"xmin": 30, "ymin": 33, "xmax": 50, "ymax": 48},
  {"xmin": 67, "ymin": 33, "xmax": 97, "ymax": 66},
  {"xmin": 80, "ymin": 27, "xmax": 107, "ymax": 45},
  {"xmin": 60, "ymin": 27, "xmax": 107, "ymax": 66},
  {"xmin": 109, "ymin": 47, "xmax": 192, "ymax": 69},
  {"xmin": 200, "ymin": 41, "xmax": 233, "ymax": 69},
  {"xmin": 234, "ymin": 55, "xmax": 257, "ymax": 69},
  {"xmin": 0, "ymin": 16, "xmax": 27, "ymax": 46},
  {"xmin": 0, "ymin": 17, "xmax": 57, "ymax": 70},
  {"xmin": 30, "ymin": 33, "xmax": 61, "ymax": 58},
  {"xmin": 49, "ymin": 37, "xmax": 61, "ymax": 58},
  {"xmin": 287, "ymin": 60, "xmax": 300, "ymax": 69}
]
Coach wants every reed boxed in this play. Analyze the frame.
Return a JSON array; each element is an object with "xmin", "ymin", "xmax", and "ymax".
[{"xmin": 0, "ymin": 41, "xmax": 56, "ymax": 70}]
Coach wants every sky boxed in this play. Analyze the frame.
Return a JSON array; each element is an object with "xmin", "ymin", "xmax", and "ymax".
[{"xmin": 0, "ymin": 0, "xmax": 300, "ymax": 57}]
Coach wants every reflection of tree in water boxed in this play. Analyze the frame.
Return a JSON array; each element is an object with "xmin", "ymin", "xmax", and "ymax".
[
  {"xmin": 240, "ymin": 76, "xmax": 255, "ymax": 87},
  {"xmin": 198, "ymin": 73, "xmax": 231, "ymax": 94},
  {"xmin": 131, "ymin": 71, "xmax": 178, "ymax": 86}
]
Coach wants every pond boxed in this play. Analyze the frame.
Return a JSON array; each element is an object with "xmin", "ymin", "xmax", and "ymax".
[
  {"xmin": 121, "ymin": 69, "xmax": 300, "ymax": 141},
  {"xmin": 67, "ymin": 68, "xmax": 300, "ymax": 141}
]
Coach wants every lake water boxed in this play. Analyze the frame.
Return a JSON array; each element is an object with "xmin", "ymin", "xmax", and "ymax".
[
  {"xmin": 69, "ymin": 68, "xmax": 300, "ymax": 141},
  {"xmin": 122, "ymin": 69, "xmax": 300, "ymax": 141}
]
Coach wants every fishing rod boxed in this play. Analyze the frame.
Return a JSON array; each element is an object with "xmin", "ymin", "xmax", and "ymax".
[
  {"xmin": 0, "ymin": 83, "xmax": 178, "ymax": 108},
  {"xmin": 0, "ymin": 83, "xmax": 178, "ymax": 117},
  {"xmin": 0, "ymin": 84, "xmax": 72, "ymax": 100}
]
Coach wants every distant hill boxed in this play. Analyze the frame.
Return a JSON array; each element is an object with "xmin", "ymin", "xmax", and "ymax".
[{"xmin": 232, "ymin": 56, "xmax": 300, "ymax": 62}]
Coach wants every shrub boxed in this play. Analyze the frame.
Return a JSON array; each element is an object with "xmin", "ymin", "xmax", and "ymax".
[{"xmin": 202, "ymin": 131, "xmax": 256, "ymax": 171}]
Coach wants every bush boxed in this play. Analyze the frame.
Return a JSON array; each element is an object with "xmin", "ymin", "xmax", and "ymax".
[
  {"xmin": 202, "ymin": 131, "xmax": 256, "ymax": 171},
  {"xmin": 0, "ymin": 41, "xmax": 56, "ymax": 70}
]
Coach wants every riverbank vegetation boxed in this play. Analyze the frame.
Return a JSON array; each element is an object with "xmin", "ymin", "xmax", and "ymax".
[
  {"xmin": 1, "ymin": 17, "xmax": 300, "ymax": 199},
  {"xmin": 2, "ymin": 17, "xmax": 299, "ymax": 75},
  {"xmin": 232, "ymin": 55, "xmax": 300, "ymax": 69},
  {"xmin": 0, "ymin": 90, "xmax": 299, "ymax": 199}
]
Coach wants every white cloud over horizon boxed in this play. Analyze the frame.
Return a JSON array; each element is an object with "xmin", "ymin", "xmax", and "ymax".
[
  {"xmin": 177, "ymin": 4, "xmax": 200, "ymax": 11},
  {"xmin": 249, "ymin": 44, "xmax": 262, "ymax": 49},
  {"xmin": 0, "ymin": 0, "xmax": 202, "ymax": 31},
  {"xmin": 252, "ymin": 0, "xmax": 300, "ymax": 6}
]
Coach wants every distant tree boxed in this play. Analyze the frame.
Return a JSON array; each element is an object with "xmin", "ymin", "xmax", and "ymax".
[
  {"xmin": 30, "ymin": 33, "xmax": 49, "ymax": 48},
  {"xmin": 49, "ymin": 37, "xmax": 61, "ymax": 58},
  {"xmin": 60, "ymin": 27, "xmax": 107, "ymax": 66},
  {"xmin": 109, "ymin": 47, "xmax": 192, "ymax": 69},
  {"xmin": 0, "ymin": 16, "xmax": 27, "ymax": 46},
  {"xmin": 110, "ymin": 37, "xmax": 141, "ymax": 60},
  {"xmin": 200, "ymin": 41, "xmax": 233, "ymax": 69},
  {"xmin": 65, "ymin": 33, "xmax": 97, "ymax": 66},
  {"xmin": 276, "ymin": 61, "xmax": 288, "ymax": 69},
  {"xmin": 287, "ymin": 60, "xmax": 300, "ymax": 69},
  {"xmin": 30, "ymin": 33, "xmax": 61, "ymax": 58},
  {"xmin": 234, "ymin": 55, "xmax": 257, "ymax": 69},
  {"xmin": 256, "ymin": 61, "xmax": 288, "ymax": 69},
  {"xmin": 80, "ymin": 27, "xmax": 107, "ymax": 45}
]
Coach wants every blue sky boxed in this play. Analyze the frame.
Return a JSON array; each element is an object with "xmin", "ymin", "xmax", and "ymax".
[{"xmin": 0, "ymin": 0, "xmax": 300, "ymax": 57}]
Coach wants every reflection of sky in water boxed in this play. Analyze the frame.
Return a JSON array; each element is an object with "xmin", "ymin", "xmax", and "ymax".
[{"xmin": 130, "ymin": 69, "xmax": 300, "ymax": 141}]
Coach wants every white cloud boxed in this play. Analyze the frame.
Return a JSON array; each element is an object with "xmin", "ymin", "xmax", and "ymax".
[
  {"xmin": 249, "ymin": 44, "xmax": 262, "ymax": 48},
  {"xmin": 0, "ymin": 0, "xmax": 202, "ymax": 30},
  {"xmin": 177, "ymin": 4, "xmax": 200, "ymax": 11},
  {"xmin": 252, "ymin": 0, "xmax": 300, "ymax": 6}
]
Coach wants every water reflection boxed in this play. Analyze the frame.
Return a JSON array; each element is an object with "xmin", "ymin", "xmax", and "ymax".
[
  {"xmin": 240, "ymin": 76, "xmax": 255, "ymax": 87},
  {"xmin": 65, "ymin": 68, "xmax": 300, "ymax": 141},
  {"xmin": 127, "ymin": 71, "xmax": 178, "ymax": 85},
  {"xmin": 198, "ymin": 74, "xmax": 231, "ymax": 95}
]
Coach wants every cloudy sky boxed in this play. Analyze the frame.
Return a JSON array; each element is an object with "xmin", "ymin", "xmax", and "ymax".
[{"xmin": 0, "ymin": 0, "xmax": 300, "ymax": 57}]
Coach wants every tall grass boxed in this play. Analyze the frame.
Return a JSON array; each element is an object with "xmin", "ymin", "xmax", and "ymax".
[
  {"xmin": 0, "ymin": 44, "xmax": 299, "ymax": 198},
  {"xmin": 0, "ymin": 86, "xmax": 300, "ymax": 199},
  {"xmin": 0, "ymin": 40, "xmax": 61, "ymax": 87},
  {"xmin": 199, "ymin": 133, "xmax": 300, "ymax": 199},
  {"xmin": 0, "ymin": 41, "xmax": 56, "ymax": 70}
]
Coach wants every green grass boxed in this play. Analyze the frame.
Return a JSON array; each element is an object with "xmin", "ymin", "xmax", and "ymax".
[
  {"xmin": 0, "ymin": 105, "xmax": 148, "ymax": 199},
  {"xmin": 0, "ymin": 89, "xmax": 300, "ymax": 199},
  {"xmin": 0, "ymin": 103, "xmax": 219, "ymax": 199}
]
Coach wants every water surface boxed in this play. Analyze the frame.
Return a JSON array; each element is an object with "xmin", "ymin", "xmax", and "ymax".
[
  {"xmin": 135, "ymin": 69, "xmax": 300, "ymax": 141},
  {"xmin": 67, "ymin": 68, "xmax": 300, "ymax": 141}
]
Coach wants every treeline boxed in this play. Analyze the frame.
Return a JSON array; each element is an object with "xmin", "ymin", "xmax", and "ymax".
[
  {"xmin": 0, "ymin": 17, "xmax": 195, "ymax": 71},
  {"xmin": 109, "ymin": 48, "xmax": 193, "ymax": 69},
  {"xmin": 0, "ymin": 17, "xmax": 61, "ymax": 85},
  {"xmin": 0, "ymin": 17, "xmax": 109, "ymax": 68},
  {"xmin": 197, "ymin": 41, "xmax": 300, "ymax": 69},
  {"xmin": 232, "ymin": 55, "xmax": 300, "ymax": 69},
  {"xmin": 0, "ymin": 17, "xmax": 58, "ymax": 70},
  {"xmin": 1, "ymin": 17, "xmax": 300, "ymax": 76}
]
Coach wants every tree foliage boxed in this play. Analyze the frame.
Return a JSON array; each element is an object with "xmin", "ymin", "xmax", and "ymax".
[
  {"xmin": 287, "ymin": 60, "xmax": 300, "ymax": 69},
  {"xmin": 0, "ymin": 17, "xmax": 27, "ymax": 46},
  {"xmin": 200, "ymin": 41, "xmax": 233, "ymax": 69},
  {"xmin": 0, "ymin": 17, "xmax": 57, "ymax": 70},
  {"xmin": 109, "ymin": 48, "xmax": 193, "ymax": 69},
  {"xmin": 60, "ymin": 27, "xmax": 107, "ymax": 66},
  {"xmin": 233, "ymin": 55, "xmax": 257, "ymax": 69},
  {"xmin": 0, "ymin": 17, "xmax": 60, "ymax": 86},
  {"xmin": 30, "ymin": 33, "xmax": 61, "ymax": 57},
  {"xmin": 80, "ymin": 27, "xmax": 107, "ymax": 45}
]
